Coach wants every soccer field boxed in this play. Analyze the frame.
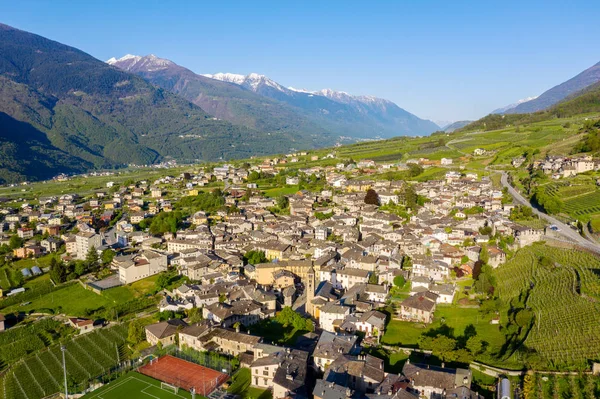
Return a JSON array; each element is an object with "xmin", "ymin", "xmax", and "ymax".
[{"xmin": 83, "ymin": 372, "xmax": 195, "ymax": 399}]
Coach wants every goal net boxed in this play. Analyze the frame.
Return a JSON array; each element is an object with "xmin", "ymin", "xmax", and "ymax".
[{"xmin": 160, "ymin": 382, "xmax": 179, "ymax": 394}]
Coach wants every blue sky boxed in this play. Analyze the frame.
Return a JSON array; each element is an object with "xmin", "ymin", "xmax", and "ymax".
[{"xmin": 3, "ymin": 0, "xmax": 600, "ymax": 122}]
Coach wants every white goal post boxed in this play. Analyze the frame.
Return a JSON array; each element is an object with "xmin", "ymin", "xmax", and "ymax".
[{"xmin": 160, "ymin": 382, "xmax": 179, "ymax": 394}]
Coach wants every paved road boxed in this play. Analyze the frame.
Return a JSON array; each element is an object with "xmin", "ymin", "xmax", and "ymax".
[{"xmin": 500, "ymin": 172, "xmax": 600, "ymax": 254}]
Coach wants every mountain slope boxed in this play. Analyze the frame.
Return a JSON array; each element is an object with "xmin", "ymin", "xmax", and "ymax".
[
  {"xmin": 459, "ymin": 81, "xmax": 600, "ymax": 133},
  {"xmin": 505, "ymin": 61, "xmax": 600, "ymax": 114},
  {"xmin": 108, "ymin": 55, "xmax": 332, "ymax": 137},
  {"xmin": 491, "ymin": 96, "xmax": 538, "ymax": 114},
  {"xmin": 203, "ymin": 72, "xmax": 439, "ymax": 138},
  {"xmin": 0, "ymin": 24, "xmax": 319, "ymax": 183},
  {"xmin": 441, "ymin": 120, "xmax": 471, "ymax": 132}
]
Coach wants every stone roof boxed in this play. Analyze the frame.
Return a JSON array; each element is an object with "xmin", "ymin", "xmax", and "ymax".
[{"xmin": 145, "ymin": 319, "xmax": 188, "ymax": 339}]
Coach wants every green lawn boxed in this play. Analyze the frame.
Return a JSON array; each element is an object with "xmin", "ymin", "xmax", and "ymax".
[
  {"xmin": 381, "ymin": 305, "xmax": 504, "ymax": 354},
  {"xmin": 228, "ymin": 368, "xmax": 272, "ymax": 399},
  {"xmin": 262, "ymin": 185, "xmax": 300, "ymax": 198},
  {"xmin": 102, "ymin": 274, "xmax": 160, "ymax": 302},
  {"xmin": 250, "ymin": 319, "xmax": 308, "ymax": 346},
  {"xmin": 82, "ymin": 372, "xmax": 199, "ymax": 399},
  {"xmin": 2, "ymin": 281, "xmax": 117, "ymax": 316}
]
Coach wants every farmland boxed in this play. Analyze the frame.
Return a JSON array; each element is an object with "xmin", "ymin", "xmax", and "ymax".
[
  {"xmin": 539, "ymin": 174, "xmax": 600, "ymax": 222},
  {"xmin": 0, "ymin": 322, "xmax": 129, "ymax": 399},
  {"xmin": 494, "ymin": 244, "xmax": 600, "ymax": 370}
]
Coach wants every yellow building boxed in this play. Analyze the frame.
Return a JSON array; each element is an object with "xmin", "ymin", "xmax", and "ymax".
[{"xmin": 255, "ymin": 260, "xmax": 314, "ymax": 285}]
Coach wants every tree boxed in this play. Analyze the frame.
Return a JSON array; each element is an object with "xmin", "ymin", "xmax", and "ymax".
[
  {"xmin": 466, "ymin": 336, "xmax": 484, "ymax": 354},
  {"xmin": 402, "ymin": 184, "xmax": 418, "ymax": 210},
  {"xmin": 74, "ymin": 261, "xmax": 86, "ymax": 276},
  {"xmin": 85, "ymin": 246, "xmax": 99, "ymax": 272},
  {"xmin": 364, "ymin": 189, "xmax": 380, "ymax": 205},
  {"xmin": 244, "ymin": 250, "xmax": 267, "ymax": 265},
  {"xmin": 368, "ymin": 273, "xmax": 379, "ymax": 284},
  {"xmin": 401, "ymin": 256, "xmax": 412, "ymax": 269},
  {"xmin": 479, "ymin": 244, "xmax": 489, "ymax": 265},
  {"xmin": 128, "ymin": 320, "xmax": 146, "ymax": 344},
  {"xmin": 11, "ymin": 268, "xmax": 24, "ymax": 287},
  {"xmin": 156, "ymin": 273, "xmax": 171, "ymax": 290},
  {"xmin": 101, "ymin": 249, "xmax": 115, "ymax": 266},
  {"xmin": 186, "ymin": 307, "xmax": 203, "ymax": 323},
  {"xmin": 49, "ymin": 257, "xmax": 66, "ymax": 284},
  {"xmin": 9, "ymin": 235, "xmax": 23, "ymax": 249},
  {"xmin": 407, "ymin": 163, "xmax": 424, "ymax": 177},
  {"xmin": 393, "ymin": 275, "xmax": 406, "ymax": 288},
  {"xmin": 277, "ymin": 196, "xmax": 289, "ymax": 210}
]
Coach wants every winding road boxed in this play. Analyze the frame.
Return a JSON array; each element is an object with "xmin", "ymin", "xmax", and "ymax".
[{"xmin": 500, "ymin": 172, "xmax": 600, "ymax": 254}]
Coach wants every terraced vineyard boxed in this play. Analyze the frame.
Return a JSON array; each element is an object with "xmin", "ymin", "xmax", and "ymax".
[
  {"xmin": 540, "ymin": 176, "xmax": 600, "ymax": 221},
  {"xmin": 0, "ymin": 322, "xmax": 129, "ymax": 399},
  {"xmin": 494, "ymin": 245, "xmax": 600, "ymax": 369}
]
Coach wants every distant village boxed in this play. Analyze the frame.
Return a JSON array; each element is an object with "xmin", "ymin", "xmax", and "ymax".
[{"xmin": 0, "ymin": 153, "xmax": 542, "ymax": 399}]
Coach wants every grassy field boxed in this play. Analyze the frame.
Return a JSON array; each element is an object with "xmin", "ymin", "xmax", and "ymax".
[
  {"xmin": 82, "ymin": 372, "xmax": 197, "ymax": 399},
  {"xmin": 1, "ymin": 272, "xmax": 163, "ymax": 316},
  {"xmin": 227, "ymin": 368, "xmax": 272, "ymax": 399},
  {"xmin": 2, "ymin": 281, "xmax": 121, "ymax": 316},
  {"xmin": 262, "ymin": 185, "xmax": 300, "ymax": 198},
  {"xmin": 381, "ymin": 306, "xmax": 504, "ymax": 352}
]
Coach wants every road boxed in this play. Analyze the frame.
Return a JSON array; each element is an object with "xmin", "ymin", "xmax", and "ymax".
[{"xmin": 500, "ymin": 172, "xmax": 600, "ymax": 254}]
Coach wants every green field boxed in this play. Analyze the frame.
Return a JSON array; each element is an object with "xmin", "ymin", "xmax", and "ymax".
[
  {"xmin": 82, "ymin": 372, "xmax": 196, "ymax": 399},
  {"xmin": 1, "ymin": 282, "xmax": 125, "ymax": 316},
  {"xmin": 382, "ymin": 306, "xmax": 504, "ymax": 353}
]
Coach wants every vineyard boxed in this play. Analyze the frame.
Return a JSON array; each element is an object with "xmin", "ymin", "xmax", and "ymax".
[
  {"xmin": 0, "ymin": 322, "xmax": 129, "ymax": 399},
  {"xmin": 541, "ymin": 176, "xmax": 600, "ymax": 221},
  {"xmin": 0, "ymin": 318, "xmax": 73, "ymax": 368},
  {"xmin": 522, "ymin": 372, "xmax": 600, "ymax": 398},
  {"xmin": 494, "ymin": 245, "xmax": 600, "ymax": 369}
]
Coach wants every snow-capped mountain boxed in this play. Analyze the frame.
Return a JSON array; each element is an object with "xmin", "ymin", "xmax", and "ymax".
[
  {"xmin": 107, "ymin": 54, "xmax": 173, "ymax": 72},
  {"xmin": 203, "ymin": 72, "xmax": 438, "ymax": 134},
  {"xmin": 491, "ymin": 96, "xmax": 538, "ymax": 114},
  {"xmin": 203, "ymin": 72, "xmax": 289, "ymax": 93},
  {"xmin": 108, "ymin": 54, "xmax": 439, "ymax": 138}
]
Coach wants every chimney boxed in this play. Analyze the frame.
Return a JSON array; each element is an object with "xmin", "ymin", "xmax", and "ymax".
[
  {"xmin": 441, "ymin": 362, "xmax": 445, "ymax": 368},
  {"xmin": 236, "ymin": 325, "xmax": 240, "ymax": 333}
]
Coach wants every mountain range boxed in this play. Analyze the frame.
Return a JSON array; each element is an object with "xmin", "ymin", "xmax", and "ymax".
[
  {"xmin": 108, "ymin": 54, "xmax": 439, "ymax": 140},
  {"xmin": 0, "ymin": 24, "xmax": 339, "ymax": 183},
  {"xmin": 494, "ymin": 60, "xmax": 600, "ymax": 114}
]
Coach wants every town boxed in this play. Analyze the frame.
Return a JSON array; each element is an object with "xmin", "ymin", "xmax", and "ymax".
[{"xmin": 2, "ymin": 152, "xmax": 571, "ymax": 399}]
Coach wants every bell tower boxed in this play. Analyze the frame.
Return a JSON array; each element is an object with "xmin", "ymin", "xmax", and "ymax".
[{"xmin": 305, "ymin": 265, "xmax": 315, "ymax": 316}]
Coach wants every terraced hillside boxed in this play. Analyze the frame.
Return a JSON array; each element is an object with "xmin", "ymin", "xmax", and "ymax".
[{"xmin": 494, "ymin": 244, "xmax": 600, "ymax": 370}]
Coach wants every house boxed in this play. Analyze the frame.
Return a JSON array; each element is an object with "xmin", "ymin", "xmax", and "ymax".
[
  {"xmin": 324, "ymin": 354, "xmax": 385, "ymax": 394},
  {"xmin": 41, "ymin": 237, "xmax": 63, "ymax": 253},
  {"xmin": 402, "ymin": 361, "xmax": 473, "ymax": 399},
  {"xmin": 194, "ymin": 327, "xmax": 262, "ymax": 356},
  {"xmin": 399, "ymin": 291, "xmax": 438, "ymax": 323},
  {"xmin": 68, "ymin": 318, "xmax": 95, "ymax": 334},
  {"xmin": 75, "ymin": 231, "xmax": 102, "ymax": 260},
  {"xmin": 354, "ymin": 310, "xmax": 386, "ymax": 338},
  {"xmin": 202, "ymin": 300, "xmax": 264, "ymax": 328},
  {"xmin": 145, "ymin": 319, "xmax": 188, "ymax": 346},
  {"xmin": 319, "ymin": 302, "xmax": 351, "ymax": 332},
  {"xmin": 115, "ymin": 250, "xmax": 168, "ymax": 284},
  {"xmin": 313, "ymin": 331, "xmax": 359, "ymax": 371},
  {"xmin": 251, "ymin": 349, "xmax": 309, "ymax": 399}
]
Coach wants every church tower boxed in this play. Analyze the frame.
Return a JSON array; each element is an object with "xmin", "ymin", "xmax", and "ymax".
[{"xmin": 305, "ymin": 265, "xmax": 315, "ymax": 317}]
